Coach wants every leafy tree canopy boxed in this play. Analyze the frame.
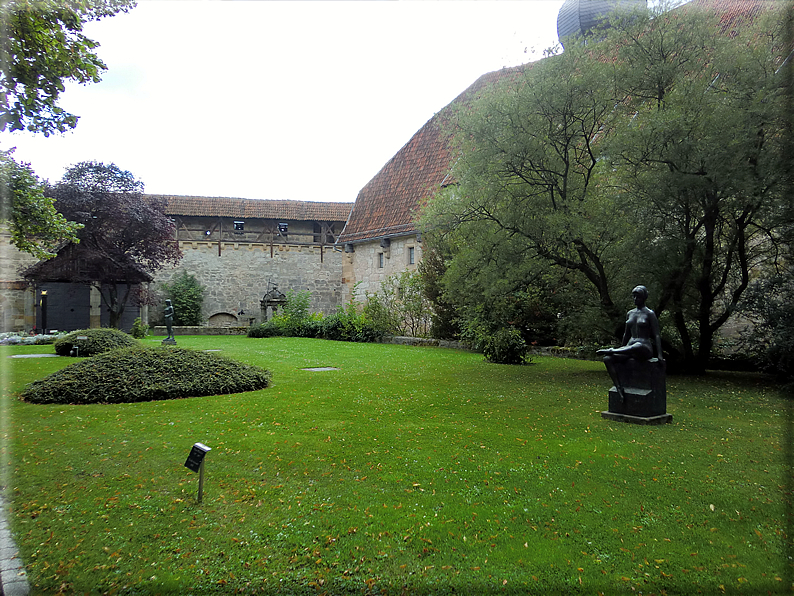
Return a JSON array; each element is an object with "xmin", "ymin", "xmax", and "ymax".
[
  {"xmin": 24, "ymin": 161, "xmax": 181, "ymax": 328},
  {"xmin": 1, "ymin": 0, "xmax": 136, "ymax": 135},
  {"xmin": 422, "ymin": 2, "xmax": 791, "ymax": 372},
  {"xmin": 163, "ymin": 270, "xmax": 205, "ymax": 326},
  {"xmin": 0, "ymin": 148, "xmax": 81, "ymax": 258},
  {"xmin": 51, "ymin": 161, "xmax": 179, "ymax": 275}
]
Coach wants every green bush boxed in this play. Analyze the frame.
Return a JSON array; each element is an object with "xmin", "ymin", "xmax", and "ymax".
[
  {"xmin": 248, "ymin": 290, "xmax": 387, "ymax": 344},
  {"xmin": 482, "ymin": 327, "xmax": 530, "ymax": 365},
  {"xmin": 738, "ymin": 274, "xmax": 794, "ymax": 382},
  {"xmin": 247, "ymin": 321, "xmax": 283, "ymax": 338},
  {"xmin": 21, "ymin": 346, "xmax": 272, "ymax": 404},
  {"xmin": 319, "ymin": 303, "xmax": 383, "ymax": 343},
  {"xmin": 163, "ymin": 270, "xmax": 205, "ymax": 325},
  {"xmin": 54, "ymin": 328, "xmax": 138, "ymax": 357},
  {"xmin": 367, "ymin": 271, "xmax": 432, "ymax": 337},
  {"xmin": 130, "ymin": 317, "xmax": 148, "ymax": 339}
]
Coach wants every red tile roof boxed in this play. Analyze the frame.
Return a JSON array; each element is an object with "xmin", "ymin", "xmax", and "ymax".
[
  {"xmin": 337, "ymin": 65, "xmax": 529, "ymax": 245},
  {"xmin": 337, "ymin": 0, "xmax": 776, "ymax": 246},
  {"xmin": 151, "ymin": 195, "xmax": 352, "ymax": 222},
  {"xmin": 684, "ymin": 0, "xmax": 772, "ymax": 33}
]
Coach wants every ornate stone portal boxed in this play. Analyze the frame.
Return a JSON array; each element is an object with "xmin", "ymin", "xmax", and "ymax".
[{"xmin": 260, "ymin": 285, "xmax": 287, "ymax": 321}]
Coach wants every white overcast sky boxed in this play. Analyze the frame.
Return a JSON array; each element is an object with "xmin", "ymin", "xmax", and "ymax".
[{"xmin": 4, "ymin": 1, "xmax": 565, "ymax": 203}]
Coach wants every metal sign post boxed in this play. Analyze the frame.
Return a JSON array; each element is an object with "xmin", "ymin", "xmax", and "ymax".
[
  {"xmin": 184, "ymin": 443, "xmax": 211, "ymax": 503},
  {"xmin": 197, "ymin": 458, "xmax": 206, "ymax": 502}
]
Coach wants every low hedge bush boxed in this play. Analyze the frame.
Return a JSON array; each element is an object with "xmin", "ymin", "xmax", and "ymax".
[
  {"xmin": 247, "ymin": 321, "xmax": 283, "ymax": 338},
  {"xmin": 54, "ymin": 328, "xmax": 138, "ymax": 357},
  {"xmin": 21, "ymin": 346, "xmax": 272, "ymax": 404},
  {"xmin": 483, "ymin": 327, "xmax": 530, "ymax": 364},
  {"xmin": 319, "ymin": 312, "xmax": 382, "ymax": 342}
]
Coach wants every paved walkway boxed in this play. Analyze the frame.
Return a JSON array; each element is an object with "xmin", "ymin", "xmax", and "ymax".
[{"xmin": 0, "ymin": 491, "xmax": 29, "ymax": 596}]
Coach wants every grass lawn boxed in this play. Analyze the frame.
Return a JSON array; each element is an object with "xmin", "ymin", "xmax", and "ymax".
[{"xmin": 0, "ymin": 336, "xmax": 790, "ymax": 595}]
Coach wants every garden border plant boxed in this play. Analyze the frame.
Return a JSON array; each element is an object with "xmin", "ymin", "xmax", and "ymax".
[{"xmin": 53, "ymin": 327, "xmax": 138, "ymax": 357}]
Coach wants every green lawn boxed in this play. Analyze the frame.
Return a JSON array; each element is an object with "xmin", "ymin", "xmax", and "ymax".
[{"xmin": 1, "ymin": 336, "xmax": 790, "ymax": 595}]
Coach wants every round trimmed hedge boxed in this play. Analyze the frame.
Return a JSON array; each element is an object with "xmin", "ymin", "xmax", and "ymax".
[
  {"xmin": 21, "ymin": 346, "xmax": 272, "ymax": 404},
  {"xmin": 54, "ymin": 328, "xmax": 138, "ymax": 357}
]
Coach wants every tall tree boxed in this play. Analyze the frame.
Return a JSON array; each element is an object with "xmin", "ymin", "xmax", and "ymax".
[
  {"xmin": 423, "ymin": 2, "xmax": 790, "ymax": 372},
  {"xmin": 1, "ymin": 0, "xmax": 135, "ymax": 255},
  {"xmin": 0, "ymin": 149, "xmax": 81, "ymax": 258},
  {"xmin": 24, "ymin": 161, "xmax": 182, "ymax": 328},
  {"xmin": 1, "ymin": 0, "xmax": 136, "ymax": 135},
  {"xmin": 422, "ymin": 39, "xmax": 635, "ymax": 341},
  {"xmin": 603, "ymin": 4, "xmax": 790, "ymax": 371}
]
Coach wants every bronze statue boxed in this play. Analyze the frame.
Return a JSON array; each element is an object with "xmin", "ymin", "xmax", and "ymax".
[
  {"xmin": 598, "ymin": 285, "xmax": 664, "ymax": 401},
  {"xmin": 164, "ymin": 299, "xmax": 175, "ymax": 340}
]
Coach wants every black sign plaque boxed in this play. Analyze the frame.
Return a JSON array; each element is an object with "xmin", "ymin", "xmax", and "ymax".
[{"xmin": 184, "ymin": 442, "xmax": 211, "ymax": 473}]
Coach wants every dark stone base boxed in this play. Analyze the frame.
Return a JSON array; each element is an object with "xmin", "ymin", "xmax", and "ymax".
[
  {"xmin": 601, "ymin": 411, "xmax": 673, "ymax": 425},
  {"xmin": 608, "ymin": 386, "xmax": 667, "ymax": 417},
  {"xmin": 601, "ymin": 357, "xmax": 671, "ymax": 423},
  {"xmin": 161, "ymin": 338, "xmax": 177, "ymax": 345}
]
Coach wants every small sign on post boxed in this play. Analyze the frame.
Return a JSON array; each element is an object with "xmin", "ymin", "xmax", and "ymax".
[{"xmin": 184, "ymin": 442, "xmax": 211, "ymax": 502}]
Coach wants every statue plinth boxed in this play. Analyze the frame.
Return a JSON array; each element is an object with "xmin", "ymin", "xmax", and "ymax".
[
  {"xmin": 161, "ymin": 338, "xmax": 177, "ymax": 346},
  {"xmin": 601, "ymin": 358, "xmax": 672, "ymax": 425}
]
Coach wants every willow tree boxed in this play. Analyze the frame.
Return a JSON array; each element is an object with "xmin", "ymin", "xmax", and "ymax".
[
  {"xmin": 602, "ymin": 4, "xmax": 790, "ymax": 372},
  {"xmin": 422, "ymin": 39, "xmax": 635, "ymax": 343},
  {"xmin": 422, "ymin": 2, "xmax": 790, "ymax": 372}
]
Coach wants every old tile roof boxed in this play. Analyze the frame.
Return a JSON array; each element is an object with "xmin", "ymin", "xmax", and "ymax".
[
  {"xmin": 337, "ymin": 0, "xmax": 775, "ymax": 246},
  {"xmin": 684, "ymin": 0, "xmax": 771, "ymax": 32},
  {"xmin": 151, "ymin": 195, "xmax": 353, "ymax": 222},
  {"xmin": 23, "ymin": 242, "xmax": 153, "ymax": 283},
  {"xmin": 336, "ymin": 65, "xmax": 530, "ymax": 245}
]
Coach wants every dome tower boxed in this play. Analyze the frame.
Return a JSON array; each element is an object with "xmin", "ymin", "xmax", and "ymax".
[{"xmin": 557, "ymin": 0, "xmax": 647, "ymax": 47}]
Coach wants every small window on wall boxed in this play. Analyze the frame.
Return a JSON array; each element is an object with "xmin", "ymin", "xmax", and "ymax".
[
  {"xmin": 378, "ymin": 253, "xmax": 384, "ymax": 268},
  {"xmin": 233, "ymin": 221, "xmax": 245, "ymax": 233},
  {"xmin": 408, "ymin": 246, "xmax": 415, "ymax": 265}
]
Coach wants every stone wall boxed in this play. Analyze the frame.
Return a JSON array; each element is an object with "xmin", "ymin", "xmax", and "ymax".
[
  {"xmin": 153, "ymin": 241, "xmax": 348, "ymax": 325},
  {"xmin": 342, "ymin": 234, "xmax": 422, "ymax": 298},
  {"xmin": 0, "ymin": 230, "xmax": 39, "ymax": 332},
  {"xmin": 151, "ymin": 325, "xmax": 249, "ymax": 336}
]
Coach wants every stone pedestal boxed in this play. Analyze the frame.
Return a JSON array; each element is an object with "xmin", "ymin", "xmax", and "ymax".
[
  {"xmin": 161, "ymin": 338, "xmax": 177, "ymax": 346},
  {"xmin": 601, "ymin": 358, "xmax": 672, "ymax": 425}
]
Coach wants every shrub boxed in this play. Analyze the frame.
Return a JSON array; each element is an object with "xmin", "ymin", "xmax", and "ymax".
[
  {"xmin": 54, "ymin": 328, "xmax": 138, "ymax": 357},
  {"xmin": 369, "ymin": 271, "xmax": 432, "ymax": 337},
  {"xmin": 0, "ymin": 332, "xmax": 61, "ymax": 345},
  {"xmin": 247, "ymin": 321, "xmax": 283, "ymax": 338},
  {"xmin": 320, "ymin": 302, "xmax": 383, "ymax": 343},
  {"xmin": 130, "ymin": 317, "xmax": 148, "ymax": 339},
  {"xmin": 738, "ymin": 274, "xmax": 794, "ymax": 382},
  {"xmin": 20, "ymin": 346, "xmax": 272, "ymax": 404},
  {"xmin": 482, "ymin": 327, "xmax": 530, "ymax": 365},
  {"xmin": 163, "ymin": 271, "xmax": 205, "ymax": 326},
  {"xmin": 280, "ymin": 289, "xmax": 312, "ymax": 323},
  {"xmin": 249, "ymin": 290, "xmax": 387, "ymax": 344}
]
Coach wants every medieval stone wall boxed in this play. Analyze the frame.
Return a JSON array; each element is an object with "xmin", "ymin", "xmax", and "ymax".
[
  {"xmin": 342, "ymin": 234, "xmax": 422, "ymax": 298},
  {"xmin": 0, "ymin": 231, "xmax": 39, "ymax": 332},
  {"xmin": 153, "ymin": 241, "xmax": 348, "ymax": 325}
]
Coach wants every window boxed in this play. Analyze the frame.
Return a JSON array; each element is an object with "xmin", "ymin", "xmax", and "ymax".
[
  {"xmin": 408, "ymin": 246, "xmax": 415, "ymax": 265},
  {"xmin": 233, "ymin": 221, "xmax": 245, "ymax": 233},
  {"xmin": 378, "ymin": 253, "xmax": 384, "ymax": 268}
]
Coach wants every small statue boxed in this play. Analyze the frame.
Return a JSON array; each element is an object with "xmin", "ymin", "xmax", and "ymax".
[
  {"xmin": 164, "ymin": 299, "xmax": 175, "ymax": 342},
  {"xmin": 598, "ymin": 285, "xmax": 664, "ymax": 401}
]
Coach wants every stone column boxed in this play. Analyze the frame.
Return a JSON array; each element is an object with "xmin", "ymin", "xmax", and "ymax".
[
  {"xmin": 89, "ymin": 285, "xmax": 102, "ymax": 329},
  {"xmin": 23, "ymin": 285, "xmax": 36, "ymax": 331}
]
